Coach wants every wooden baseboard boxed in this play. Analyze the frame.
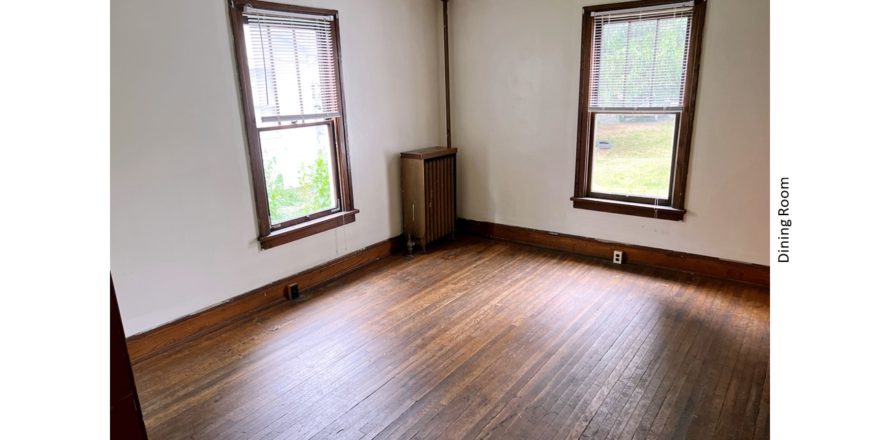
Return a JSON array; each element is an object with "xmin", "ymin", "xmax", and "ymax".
[
  {"xmin": 126, "ymin": 235, "xmax": 403, "ymax": 363},
  {"xmin": 126, "ymin": 221, "xmax": 767, "ymax": 363},
  {"xmin": 458, "ymin": 218, "xmax": 769, "ymax": 288}
]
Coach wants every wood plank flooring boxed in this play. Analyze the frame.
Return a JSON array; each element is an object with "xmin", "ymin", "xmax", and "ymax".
[{"xmin": 132, "ymin": 237, "xmax": 769, "ymax": 440}]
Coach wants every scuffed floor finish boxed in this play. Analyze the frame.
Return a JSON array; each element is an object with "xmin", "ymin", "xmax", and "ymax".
[{"xmin": 133, "ymin": 237, "xmax": 769, "ymax": 439}]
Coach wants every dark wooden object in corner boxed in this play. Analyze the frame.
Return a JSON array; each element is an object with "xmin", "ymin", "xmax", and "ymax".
[
  {"xmin": 111, "ymin": 278, "xmax": 148, "ymax": 439},
  {"xmin": 401, "ymin": 147, "xmax": 457, "ymax": 253}
]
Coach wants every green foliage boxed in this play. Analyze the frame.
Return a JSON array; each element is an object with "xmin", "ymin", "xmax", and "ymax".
[
  {"xmin": 264, "ymin": 157, "xmax": 302, "ymax": 223},
  {"xmin": 297, "ymin": 149, "xmax": 333, "ymax": 214},
  {"xmin": 263, "ymin": 149, "xmax": 334, "ymax": 225}
]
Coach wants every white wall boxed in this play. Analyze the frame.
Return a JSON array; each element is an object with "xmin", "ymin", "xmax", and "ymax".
[
  {"xmin": 111, "ymin": 0, "xmax": 442, "ymax": 335},
  {"xmin": 450, "ymin": 0, "xmax": 769, "ymax": 265}
]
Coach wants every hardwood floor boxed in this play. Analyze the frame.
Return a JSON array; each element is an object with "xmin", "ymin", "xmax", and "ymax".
[{"xmin": 132, "ymin": 237, "xmax": 769, "ymax": 440}]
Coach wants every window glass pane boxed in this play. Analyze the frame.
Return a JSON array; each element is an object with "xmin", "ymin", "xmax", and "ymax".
[
  {"xmin": 590, "ymin": 113, "xmax": 675, "ymax": 199},
  {"xmin": 260, "ymin": 124, "xmax": 338, "ymax": 225},
  {"xmin": 592, "ymin": 13, "xmax": 691, "ymax": 108},
  {"xmin": 245, "ymin": 21, "xmax": 337, "ymax": 127}
]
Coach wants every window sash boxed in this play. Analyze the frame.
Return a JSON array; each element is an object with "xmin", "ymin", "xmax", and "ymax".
[
  {"xmin": 588, "ymin": 5, "xmax": 693, "ymax": 110},
  {"xmin": 586, "ymin": 110, "xmax": 680, "ymax": 205},
  {"xmin": 242, "ymin": 6, "xmax": 344, "ymax": 227},
  {"xmin": 256, "ymin": 118, "xmax": 338, "ymax": 226},
  {"xmin": 262, "ymin": 119, "xmax": 342, "ymax": 230},
  {"xmin": 243, "ymin": 8, "xmax": 340, "ymax": 127}
]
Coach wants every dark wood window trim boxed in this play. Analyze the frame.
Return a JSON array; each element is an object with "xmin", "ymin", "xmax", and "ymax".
[
  {"xmin": 570, "ymin": 197, "xmax": 685, "ymax": 220},
  {"xmin": 572, "ymin": 0, "xmax": 706, "ymax": 221},
  {"xmin": 228, "ymin": 0, "xmax": 356, "ymax": 249}
]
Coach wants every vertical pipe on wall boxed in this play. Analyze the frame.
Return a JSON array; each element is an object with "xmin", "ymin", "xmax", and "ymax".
[{"xmin": 442, "ymin": 0, "xmax": 451, "ymax": 148}]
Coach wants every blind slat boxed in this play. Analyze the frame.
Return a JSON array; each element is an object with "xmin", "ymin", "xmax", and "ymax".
[
  {"xmin": 589, "ymin": 7, "xmax": 693, "ymax": 109},
  {"xmin": 243, "ymin": 9, "xmax": 340, "ymax": 127}
]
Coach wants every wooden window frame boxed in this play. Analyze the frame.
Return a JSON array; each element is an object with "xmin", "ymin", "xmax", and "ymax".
[
  {"xmin": 571, "ymin": 0, "xmax": 706, "ymax": 221},
  {"xmin": 229, "ymin": 0, "xmax": 357, "ymax": 250}
]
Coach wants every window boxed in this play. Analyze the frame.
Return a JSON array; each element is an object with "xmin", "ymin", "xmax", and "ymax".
[
  {"xmin": 572, "ymin": 0, "xmax": 705, "ymax": 220},
  {"xmin": 229, "ymin": 0, "xmax": 356, "ymax": 249}
]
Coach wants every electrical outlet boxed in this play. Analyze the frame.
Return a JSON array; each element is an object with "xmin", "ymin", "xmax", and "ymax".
[
  {"xmin": 285, "ymin": 283, "xmax": 300, "ymax": 301},
  {"xmin": 613, "ymin": 250, "xmax": 624, "ymax": 264}
]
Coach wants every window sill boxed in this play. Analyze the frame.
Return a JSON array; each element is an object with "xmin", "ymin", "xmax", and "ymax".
[
  {"xmin": 571, "ymin": 197, "xmax": 685, "ymax": 221},
  {"xmin": 259, "ymin": 210, "xmax": 359, "ymax": 250}
]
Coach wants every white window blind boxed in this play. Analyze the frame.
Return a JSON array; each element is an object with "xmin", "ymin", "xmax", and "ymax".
[
  {"xmin": 589, "ymin": 3, "xmax": 693, "ymax": 110},
  {"xmin": 243, "ymin": 7, "xmax": 339, "ymax": 126}
]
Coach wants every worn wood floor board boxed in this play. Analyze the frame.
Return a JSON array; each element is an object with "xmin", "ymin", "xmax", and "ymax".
[
  {"xmin": 463, "ymin": 269, "xmax": 648, "ymax": 439},
  {"xmin": 383, "ymin": 253, "xmax": 604, "ymax": 437},
  {"xmin": 377, "ymin": 258, "xmax": 625, "ymax": 440},
  {"xmin": 314, "ymin": 255, "xmax": 597, "ymax": 440},
  {"xmin": 753, "ymin": 368, "xmax": 771, "ymax": 440},
  {"xmin": 573, "ymin": 288, "xmax": 674, "ymax": 440},
  {"xmin": 228, "ymin": 244, "xmax": 529, "ymax": 439},
  {"xmin": 262, "ymin": 251, "xmax": 562, "ymax": 439},
  {"xmin": 713, "ymin": 291, "xmax": 770, "ymax": 440},
  {"xmin": 642, "ymin": 284, "xmax": 731, "ymax": 440},
  {"xmin": 561, "ymin": 276, "xmax": 695, "ymax": 440},
  {"xmin": 595, "ymin": 282, "xmax": 715, "ymax": 440},
  {"xmin": 656, "ymin": 285, "xmax": 739, "ymax": 440},
  {"xmin": 676, "ymin": 288, "xmax": 753, "ymax": 440},
  {"xmin": 245, "ymin": 246, "xmax": 523, "ymax": 438},
  {"xmin": 408, "ymin": 258, "xmax": 641, "ymax": 440},
  {"xmin": 489, "ymin": 273, "xmax": 662, "ymax": 440},
  {"xmin": 146, "ymin": 242, "xmax": 510, "ymax": 438},
  {"xmin": 561, "ymin": 276, "xmax": 685, "ymax": 439},
  {"xmin": 132, "ymin": 237, "xmax": 769, "ymax": 440}
]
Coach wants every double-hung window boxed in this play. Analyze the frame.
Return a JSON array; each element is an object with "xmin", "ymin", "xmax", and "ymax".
[
  {"xmin": 572, "ymin": 0, "xmax": 706, "ymax": 220},
  {"xmin": 229, "ymin": 0, "xmax": 356, "ymax": 249}
]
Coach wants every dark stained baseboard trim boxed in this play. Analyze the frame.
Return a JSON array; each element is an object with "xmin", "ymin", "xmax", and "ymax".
[
  {"xmin": 457, "ymin": 218, "xmax": 769, "ymax": 288},
  {"xmin": 126, "ymin": 235, "xmax": 404, "ymax": 364},
  {"xmin": 127, "ymin": 220, "xmax": 768, "ymax": 363}
]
